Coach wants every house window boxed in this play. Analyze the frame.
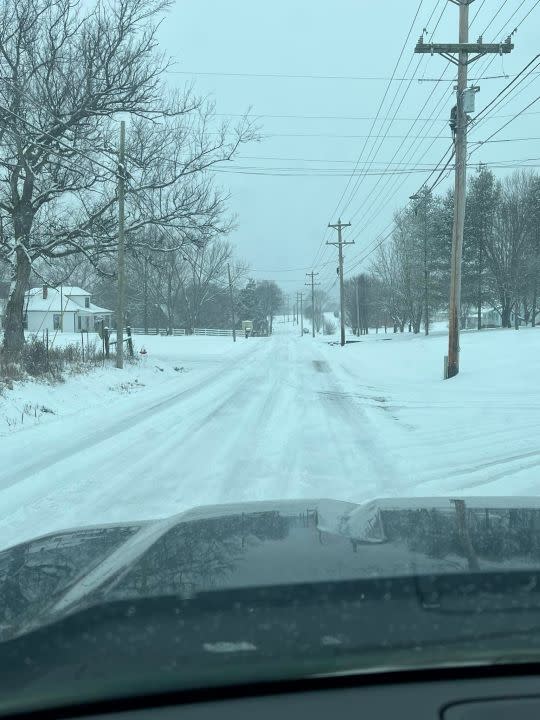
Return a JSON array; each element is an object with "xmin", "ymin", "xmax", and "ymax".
[
  {"xmin": 77, "ymin": 316, "xmax": 81, "ymax": 330},
  {"xmin": 85, "ymin": 297, "xmax": 90, "ymax": 308},
  {"xmin": 53, "ymin": 314, "xmax": 61, "ymax": 330}
]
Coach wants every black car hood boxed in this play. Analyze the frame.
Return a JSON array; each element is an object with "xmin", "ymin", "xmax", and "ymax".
[{"xmin": 3, "ymin": 495, "xmax": 540, "ymax": 641}]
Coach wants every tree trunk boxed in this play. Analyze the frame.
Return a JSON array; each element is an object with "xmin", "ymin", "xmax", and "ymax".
[
  {"xmin": 167, "ymin": 273, "xmax": 173, "ymax": 335},
  {"xmin": 143, "ymin": 258, "xmax": 149, "ymax": 334},
  {"xmin": 501, "ymin": 298, "xmax": 511, "ymax": 328},
  {"xmin": 514, "ymin": 297, "xmax": 520, "ymax": 330},
  {"xmin": 523, "ymin": 297, "xmax": 530, "ymax": 326},
  {"xmin": 477, "ymin": 232, "xmax": 483, "ymax": 330},
  {"xmin": 532, "ymin": 274, "xmax": 538, "ymax": 327},
  {"xmin": 2, "ymin": 248, "xmax": 31, "ymax": 358}
]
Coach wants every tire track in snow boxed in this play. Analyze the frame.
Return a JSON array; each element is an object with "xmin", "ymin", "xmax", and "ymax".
[{"xmin": 0, "ymin": 339, "xmax": 267, "ymax": 490}]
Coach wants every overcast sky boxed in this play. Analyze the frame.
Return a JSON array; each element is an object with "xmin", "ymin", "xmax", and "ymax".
[{"xmin": 158, "ymin": 0, "xmax": 540, "ymax": 298}]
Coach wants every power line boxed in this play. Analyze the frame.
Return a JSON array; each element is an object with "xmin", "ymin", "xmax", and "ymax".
[
  {"xmin": 341, "ymin": 17, "xmax": 539, "ymax": 254},
  {"xmin": 250, "ymin": 261, "xmax": 334, "ymax": 273},
  {"xmin": 470, "ymin": 92, "xmax": 540, "ymax": 155},
  {"xmin": 344, "ymin": 5, "xmax": 540, "ymax": 277},
  {"xmin": 470, "ymin": 0, "xmax": 488, "ymax": 27},
  {"xmin": 314, "ymin": 0, "xmax": 427, "ymax": 271},
  {"xmin": 516, "ymin": 0, "xmax": 540, "ymax": 26},
  {"xmin": 311, "ymin": 0, "xmax": 436, "ymax": 273},
  {"xmin": 471, "ymin": 0, "xmax": 540, "ymax": 86},
  {"xmin": 215, "ymin": 166, "xmax": 445, "ymax": 177},
  {"xmin": 215, "ymin": 109, "xmax": 540, "ymax": 122},
  {"xmin": 347, "ymin": 66, "xmax": 454, "ymax": 225},
  {"xmin": 343, "ymin": 66, "xmax": 455, "ymax": 240},
  {"xmin": 480, "ymin": 0, "xmax": 511, "ymax": 36},
  {"xmin": 236, "ymin": 140, "xmax": 540, "ymax": 164},
  {"xmin": 171, "ymin": 68, "xmax": 510, "ymax": 82},
  {"xmin": 170, "ymin": 69, "xmax": 443, "ymax": 82},
  {"xmin": 329, "ymin": 0, "xmax": 427, "ymax": 220},
  {"xmin": 470, "ymin": 54, "xmax": 540, "ymax": 130}
]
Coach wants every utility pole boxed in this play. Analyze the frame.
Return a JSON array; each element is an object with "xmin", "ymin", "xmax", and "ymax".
[
  {"xmin": 227, "ymin": 263, "xmax": 236, "ymax": 342},
  {"xmin": 410, "ymin": 193, "xmax": 429, "ymax": 336},
  {"xmin": 327, "ymin": 219, "xmax": 352, "ymax": 347},
  {"xmin": 60, "ymin": 285, "xmax": 64, "ymax": 332},
  {"xmin": 299, "ymin": 292, "xmax": 304, "ymax": 335},
  {"xmin": 355, "ymin": 278, "xmax": 360, "ymax": 336},
  {"xmin": 116, "ymin": 120, "xmax": 126, "ymax": 369},
  {"xmin": 423, "ymin": 200, "xmax": 429, "ymax": 336},
  {"xmin": 305, "ymin": 271, "xmax": 320, "ymax": 338},
  {"xmin": 415, "ymin": 2, "xmax": 513, "ymax": 377}
]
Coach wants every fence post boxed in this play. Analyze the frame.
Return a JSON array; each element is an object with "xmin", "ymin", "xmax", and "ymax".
[
  {"xmin": 127, "ymin": 326, "xmax": 134, "ymax": 358},
  {"xmin": 46, "ymin": 328, "xmax": 49, "ymax": 372},
  {"xmin": 81, "ymin": 330, "xmax": 85, "ymax": 362},
  {"xmin": 104, "ymin": 326, "xmax": 110, "ymax": 359}
]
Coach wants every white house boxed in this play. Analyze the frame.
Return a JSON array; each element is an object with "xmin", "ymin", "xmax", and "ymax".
[{"xmin": 24, "ymin": 286, "xmax": 113, "ymax": 333}]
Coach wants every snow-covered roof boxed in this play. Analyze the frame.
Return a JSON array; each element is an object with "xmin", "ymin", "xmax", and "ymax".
[
  {"xmin": 28, "ymin": 286, "xmax": 91, "ymax": 297},
  {"xmin": 78, "ymin": 302, "xmax": 113, "ymax": 315},
  {"xmin": 25, "ymin": 288, "xmax": 112, "ymax": 314}
]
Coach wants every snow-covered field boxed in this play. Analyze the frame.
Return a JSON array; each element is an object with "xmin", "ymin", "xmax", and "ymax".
[{"xmin": 0, "ymin": 321, "xmax": 538, "ymax": 551}]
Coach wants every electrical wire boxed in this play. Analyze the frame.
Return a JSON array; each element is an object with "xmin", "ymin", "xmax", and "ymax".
[
  {"xmin": 328, "ymin": 0, "xmax": 436, "ymax": 222},
  {"xmin": 469, "ymin": 54, "xmax": 540, "ymax": 130},
  {"xmin": 308, "ymin": 0, "xmax": 429, "ymax": 272},
  {"xmin": 470, "ymin": 92, "xmax": 540, "ymax": 156},
  {"xmin": 339, "ymin": 0, "xmax": 540, "ymax": 275}
]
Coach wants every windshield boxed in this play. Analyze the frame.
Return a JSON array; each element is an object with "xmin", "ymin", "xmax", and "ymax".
[{"xmin": 0, "ymin": 0, "xmax": 540, "ymax": 713}]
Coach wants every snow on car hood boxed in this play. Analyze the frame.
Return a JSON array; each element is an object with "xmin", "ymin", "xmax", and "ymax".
[{"xmin": 3, "ymin": 496, "xmax": 540, "ymax": 640}]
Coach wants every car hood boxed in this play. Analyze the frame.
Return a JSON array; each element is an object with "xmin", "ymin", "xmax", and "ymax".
[{"xmin": 3, "ymin": 495, "xmax": 540, "ymax": 640}]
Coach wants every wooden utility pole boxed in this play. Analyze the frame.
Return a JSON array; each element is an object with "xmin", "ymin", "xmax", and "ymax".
[
  {"xmin": 448, "ymin": 1, "xmax": 469, "ymax": 376},
  {"xmin": 305, "ymin": 271, "xmax": 320, "ymax": 338},
  {"xmin": 415, "ymin": 2, "xmax": 513, "ymax": 377},
  {"xmin": 327, "ymin": 219, "xmax": 352, "ymax": 347},
  {"xmin": 410, "ymin": 192, "xmax": 430, "ymax": 335},
  {"xmin": 60, "ymin": 285, "xmax": 64, "ymax": 332},
  {"xmin": 116, "ymin": 120, "xmax": 126, "ymax": 369},
  {"xmin": 227, "ymin": 263, "xmax": 236, "ymax": 342},
  {"xmin": 423, "ymin": 200, "xmax": 429, "ymax": 337},
  {"xmin": 355, "ymin": 278, "xmax": 360, "ymax": 336}
]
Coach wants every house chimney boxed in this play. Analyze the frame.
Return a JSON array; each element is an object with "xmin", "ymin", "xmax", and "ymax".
[{"xmin": 43, "ymin": 285, "xmax": 48, "ymax": 300}]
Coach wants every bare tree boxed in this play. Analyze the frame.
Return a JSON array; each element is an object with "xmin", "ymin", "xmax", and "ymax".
[
  {"xmin": 180, "ymin": 240, "xmax": 237, "ymax": 333},
  {"xmin": 372, "ymin": 239, "xmax": 408, "ymax": 332},
  {"xmin": 256, "ymin": 280, "xmax": 283, "ymax": 334},
  {"xmin": 484, "ymin": 172, "xmax": 533, "ymax": 327},
  {"xmin": 0, "ymin": 0, "xmax": 255, "ymax": 356}
]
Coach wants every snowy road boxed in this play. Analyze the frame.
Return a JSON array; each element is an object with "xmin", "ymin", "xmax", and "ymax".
[
  {"xmin": 0, "ymin": 328, "xmax": 402, "ymax": 549},
  {"xmin": 1, "ymin": 323, "xmax": 539, "ymax": 551}
]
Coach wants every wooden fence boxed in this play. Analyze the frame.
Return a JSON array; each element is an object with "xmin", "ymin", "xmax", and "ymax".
[
  {"xmin": 131, "ymin": 328, "xmax": 186, "ymax": 336},
  {"xmin": 131, "ymin": 327, "xmax": 234, "ymax": 337},
  {"xmin": 193, "ymin": 328, "xmax": 234, "ymax": 337}
]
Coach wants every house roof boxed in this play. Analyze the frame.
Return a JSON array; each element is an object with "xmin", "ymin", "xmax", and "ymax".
[
  {"xmin": 25, "ymin": 288, "xmax": 112, "ymax": 314},
  {"xmin": 28, "ymin": 286, "xmax": 91, "ymax": 297},
  {"xmin": 79, "ymin": 302, "xmax": 112, "ymax": 315}
]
